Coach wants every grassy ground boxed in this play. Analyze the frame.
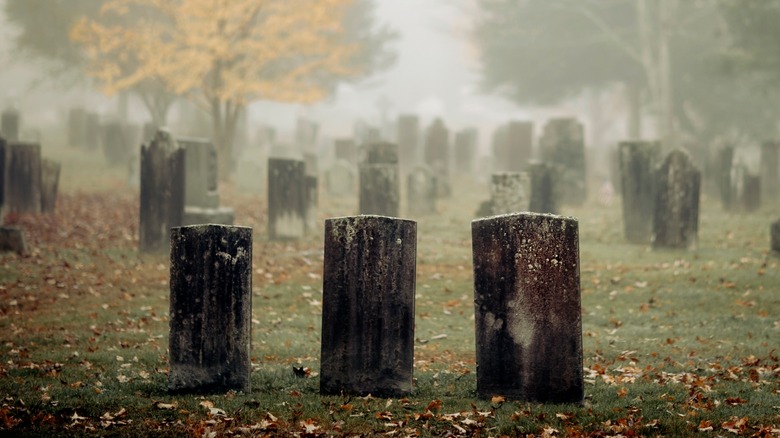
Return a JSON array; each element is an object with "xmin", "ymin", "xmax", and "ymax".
[{"xmin": 0, "ymin": 145, "xmax": 778, "ymax": 436}]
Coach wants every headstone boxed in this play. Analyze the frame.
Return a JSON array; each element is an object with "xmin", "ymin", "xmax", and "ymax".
[
  {"xmin": 407, "ymin": 165, "xmax": 437, "ymax": 216},
  {"xmin": 40, "ymin": 159, "xmax": 61, "ymax": 213},
  {"xmin": 0, "ymin": 226, "xmax": 27, "ymax": 254},
  {"xmin": 472, "ymin": 212, "xmax": 583, "ymax": 403},
  {"xmin": 333, "ymin": 138, "xmax": 357, "ymax": 165},
  {"xmin": 619, "ymin": 141, "xmax": 660, "ymax": 243},
  {"xmin": 169, "ymin": 224, "xmax": 252, "ymax": 394},
  {"xmin": 268, "ymin": 158, "xmax": 306, "ymax": 240},
  {"xmin": 359, "ymin": 142, "xmax": 399, "ymax": 217},
  {"xmin": 539, "ymin": 118, "xmax": 587, "ymax": 205},
  {"xmin": 84, "ymin": 112, "xmax": 101, "ymax": 151},
  {"xmin": 1, "ymin": 108, "xmax": 20, "ymax": 142},
  {"xmin": 527, "ymin": 162, "xmax": 559, "ymax": 215},
  {"xmin": 3, "ymin": 142, "xmax": 42, "ymax": 215},
  {"xmin": 505, "ymin": 121, "xmax": 533, "ymax": 172},
  {"xmin": 397, "ymin": 114, "xmax": 419, "ymax": 171},
  {"xmin": 653, "ymin": 149, "xmax": 700, "ymax": 249},
  {"xmin": 102, "ymin": 120, "xmax": 131, "ymax": 167},
  {"xmin": 139, "ymin": 129, "xmax": 185, "ymax": 252},
  {"xmin": 729, "ymin": 164, "xmax": 761, "ymax": 213},
  {"xmin": 68, "ymin": 108, "xmax": 86, "ymax": 149},
  {"xmin": 454, "ymin": 128, "xmax": 478, "ymax": 174},
  {"xmin": 179, "ymin": 137, "xmax": 220, "ymax": 209},
  {"xmin": 303, "ymin": 153, "xmax": 319, "ymax": 234},
  {"xmin": 295, "ymin": 118, "xmax": 319, "ymax": 153},
  {"xmin": 325, "ymin": 159, "xmax": 355, "ymax": 197},
  {"xmin": 491, "ymin": 125, "xmax": 509, "ymax": 172},
  {"xmin": 424, "ymin": 119, "xmax": 450, "ymax": 197},
  {"xmin": 771, "ymin": 219, "xmax": 780, "ymax": 253},
  {"xmin": 717, "ymin": 146, "xmax": 735, "ymax": 210},
  {"xmin": 320, "ymin": 215, "xmax": 416, "ymax": 397},
  {"xmin": 760, "ymin": 141, "xmax": 779, "ymax": 204},
  {"xmin": 489, "ymin": 172, "xmax": 530, "ymax": 215}
]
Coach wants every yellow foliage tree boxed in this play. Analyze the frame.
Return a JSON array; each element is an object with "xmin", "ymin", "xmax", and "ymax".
[{"xmin": 71, "ymin": 0, "xmax": 358, "ymax": 179}]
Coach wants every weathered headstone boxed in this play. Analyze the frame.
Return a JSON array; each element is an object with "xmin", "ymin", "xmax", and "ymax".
[
  {"xmin": 84, "ymin": 112, "xmax": 101, "ymax": 151},
  {"xmin": 472, "ymin": 212, "xmax": 583, "ymax": 403},
  {"xmin": 454, "ymin": 128, "xmax": 478, "ymax": 175},
  {"xmin": 0, "ymin": 226, "xmax": 27, "ymax": 254},
  {"xmin": 527, "ymin": 161, "xmax": 559, "ymax": 215},
  {"xmin": 1, "ymin": 108, "xmax": 20, "ymax": 142},
  {"xmin": 619, "ymin": 141, "xmax": 660, "ymax": 243},
  {"xmin": 3, "ymin": 142, "xmax": 42, "ymax": 214},
  {"xmin": 139, "ymin": 130, "xmax": 185, "ymax": 252},
  {"xmin": 397, "ymin": 114, "xmax": 420, "ymax": 171},
  {"xmin": 359, "ymin": 142, "xmax": 400, "ymax": 217},
  {"xmin": 424, "ymin": 119, "xmax": 450, "ymax": 197},
  {"xmin": 505, "ymin": 121, "xmax": 533, "ymax": 172},
  {"xmin": 68, "ymin": 108, "xmax": 86, "ymax": 149},
  {"xmin": 325, "ymin": 159, "xmax": 355, "ymax": 197},
  {"xmin": 539, "ymin": 118, "xmax": 587, "ymax": 206},
  {"xmin": 102, "ymin": 120, "xmax": 131, "ymax": 167},
  {"xmin": 760, "ymin": 141, "xmax": 779, "ymax": 203},
  {"xmin": 268, "ymin": 158, "xmax": 306, "ymax": 240},
  {"xmin": 771, "ymin": 219, "xmax": 780, "ymax": 253},
  {"xmin": 40, "ymin": 159, "xmax": 61, "ymax": 214},
  {"xmin": 653, "ymin": 149, "xmax": 700, "ymax": 249},
  {"xmin": 320, "ymin": 215, "xmax": 416, "ymax": 397},
  {"xmin": 489, "ymin": 172, "xmax": 529, "ymax": 215},
  {"xmin": 178, "ymin": 137, "xmax": 234, "ymax": 225},
  {"xmin": 169, "ymin": 224, "xmax": 252, "ymax": 394},
  {"xmin": 407, "ymin": 165, "xmax": 437, "ymax": 216},
  {"xmin": 333, "ymin": 138, "xmax": 357, "ymax": 165}
]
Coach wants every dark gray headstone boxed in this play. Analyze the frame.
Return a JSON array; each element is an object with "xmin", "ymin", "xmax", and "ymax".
[
  {"xmin": 3, "ymin": 142, "xmax": 42, "ymax": 215},
  {"xmin": 653, "ymin": 149, "xmax": 700, "ymax": 249},
  {"xmin": 40, "ymin": 159, "xmax": 61, "ymax": 214},
  {"xmin": 169, "ymin": 224, "xmax": 252, "ymax": 394},
  {"xmin": 619, "ymin": 141, "xmax": 660, "ymax": 243},
  {"xmin": 320, "ymin": 215, "xmax": 416, "ymax": 397},
  {"xmin": 760, "ymin": 141, "xmax": 779, "ymax": 203},
  {"xmin": 407, "ymin": 165, "xmax": 437, "ymax": 216},
  {"xmin": 359, "ymin": 143, "xmax": 400, "ymax": 217},
  {"xmin": 139, "ymin": 129, "xmax": 185, "ymax": 252},
  {"xmin": 267, "ymin": 158, "xmax": 306, "ymax": 240},
  {"xmin": 1, "ymin": 108, "xmax": 20, "ymax": 142},
  {"xmin": 0, "ymin": 226, "xmax": 27, "ymax": 254},
  {"xmin": 539, "ymin": 118, "xmax": 587, "ymax": 206},
  {"xmin": 489, "ymin": 172, "xmax": 529, "ymax": 215},
  {"xmin": 424, "ymin": 119, "xmax": 450, "ymax": 197},
  {"xmin": 527, "ymin": 162, "xmax": 559, "ymax": 215},
  {"xmin": 472, "ymin": 212, "xmax": 582, "ymax": 403}
]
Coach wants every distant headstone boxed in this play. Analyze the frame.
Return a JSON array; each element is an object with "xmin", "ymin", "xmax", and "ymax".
[
  {"xmin": 84, "ymin": 112, "xmax": 101, "ymax": 151},
  {"xmin": 505, "ymin": 121, "xmax": 533, "ymax": 172},
  {"xmin": 68, "ymin": 108, "xmax": 86, "ymax": 149},
  {"xmin": 102, "ymin": 120, "xmax": 131, "ymax": 167},
  {"xmin": 619, "ymin": 141, "xmax": 660, "ymax": 243},
  {"xmin": 40, "ymin": 159, "xmax": 61, "ymax": 214},
  {"xmin": 760, "ymin": 141, "xmax": 779, "ymax": 203},
  {"xmin": 1, "ymin": 108, "xmax": 20, "ymax": 142},
  {"xmin": 489, "ymin": 172, "xmax": 529, "ymax": 215},
  {"xmin": 333, "ymin": 138, "xmax": 357, "ymax": 165},
  {"xmin": 771, "ymin": 219, "xmax": 780, "ymax": 253},
  {"xmin": 407, "ymin": 165, "xmax": 437, "ymax": 216},
  {"xmin": 424, "ymin": 118, "xmax": 450, "ymax": 197},
  {"xmin": 304, "ymin": 153, "xmax": 319, "ymax": 234},
  {"xmin": 717, "ymin": 146, "xmax": 735, "ymax": 210},
  {"xmin": 321, "ymin": 215, "xmax": 416, "ymax": 397},
  {"xmin": 3, "ymin": 142, "xmax": 42, "ymax": 215},
  {"xmin": 325, "ymin": 159, "xmax": 355, "ymax": 197},
  {"xmin": 169, "ymin": 224, "xmax": 252, "ymax": 394},
  {"xmin": 653, "ymin": 149, "xmax": 700, "ymax": 249},
  {"xmin": 0, "ymin": 226, "xmax": 27, "ymax": 254},
  {"xmin": 491, "ymin": 125, "xmax": 508, "ymax": 172},
  {"xmin": 539, "ymin": 118, "xmax": 587, "ymax": 205},
  {"xmin": 268, "ymin": 158, "xmax": 306, "ymax": 240},
  {"xmin": 472, "ymin": 212, "xmax": 583, "ymax": 403},
  {"xmin": 179, "ymin": 137, "xmax": 220, "ymax": 209},
  {"xmin": 729, "ymin": 164, "xmax": 761, "ymax": 213},
  {"xmin": 397, "ymin": 114, "xmax": 419, "ymax": 170},
  {"xmin": 454, "ymin": 128, "xmax": 478, "ymax": 174},
  {"xmin": 295, "ymin": 118, "xmax": 319, "ymax": 152},
  {"xmin": 359, "ymin": 142, "xmax": 399, "ymax": 217},
  {"xmin": 527, "ymin": 162, "xmax": 559, "ymax": 215},
  {"xmin": 139, "ymin": 129, "xmax": 185, "ymax": 252}
]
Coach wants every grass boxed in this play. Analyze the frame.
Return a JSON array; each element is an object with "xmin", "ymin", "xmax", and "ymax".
[{"xmin": 0, "ymin": 144, "xmax": 778, "ymax": 436}]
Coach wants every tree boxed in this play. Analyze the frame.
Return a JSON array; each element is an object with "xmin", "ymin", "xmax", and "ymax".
[{"xmin": 70, "ymin": 0, "xmax": 394, "ymax": 180}]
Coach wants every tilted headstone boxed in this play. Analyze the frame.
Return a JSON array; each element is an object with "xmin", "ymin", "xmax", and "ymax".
[
  {"xmin": 359, "ymin": 142, "xmax": 400, "ymax": 217},
  {"xmin": 320, "ymin": 215, "xmax": 416, "ymax": 397},
  {"xmin": 397, "ymin": 114, "xmax": 419, "ymax": 171},
  {"xmin": 169, "ymin": 224, "xmax": 252, "ymax": 394},
  {"xmin": 102, "ymin": 120, "xmax": 131, "ymax": 167},
  {"xmin": 268, "ymin": 158, "xmax": 306, "ymax": 240},
  {"xmin": 333, "ymin": 138, "xmax": 357, "ymax": 165},
  {"xmin": 489, "ymin": 172, "xmax": 529, "ymax": 215},
  {"xmin": 407, "ymin": 165, "xmax": 437, "ymax": 216},
  {"xmin": 472, "ymin": 212, "xmax": 583, "ymax": 403},
  {"xmin": 68, "ymin": 107, "xmax": 86, "ymax": 149},
  {"xmin": 1, "ymin": 108, "xmax": 20, "ymax": 142},
  {"xmin": 454, "ymin": 128, "xmax": 478, "ymax": 175},
  {"xmin": 527, "ymin": 161, "xmax": 559, "ymax": 215},
  {"xmin": 760, "ymin": 141, "xmax": 779, "ymax": 204},
  {"xmin": 139, "ymin": 129, "xmax": 185, "ymax": 252},
  {"xmin": 619, "ymin": 141, "xmax": 660, "ymax": 243},
  {"xmin": 325, "ymin": 159, "xmax": 356, "ymax": 197},
  {"xmin": 771, "ymin": 219, "xmax": 780, "ymax": 253},
  {"xmin": 424, "ymin": 118, "xmax": 450, "ymax": 197},
  {"xmin": 653, "ymin": 149, "xmax": 700, "ymax": 249},
  {"xmin": 0, "ymin": 226, "xmax": 27, "ymax": 254},
  {"xmin": 84, "ymin": 112, "xmax": 101, "ymax": 151},
  {"xmin": 3, "ymin": 142, "xmax": 42, "ymax": 215},
  {"xmin": 40, "ymin": 159, "xmax": 61, "ymax": 214},
  {"xmin": 717, "ymin": 146, "xmax": 735, "ymax": 210},
  {"xmin": 505, "ymin": 121, "xmax": 533, "ymax": 172},
  {"xmin": 539, "ymin": 118, "xmax": 587, "ymax": 206}
]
